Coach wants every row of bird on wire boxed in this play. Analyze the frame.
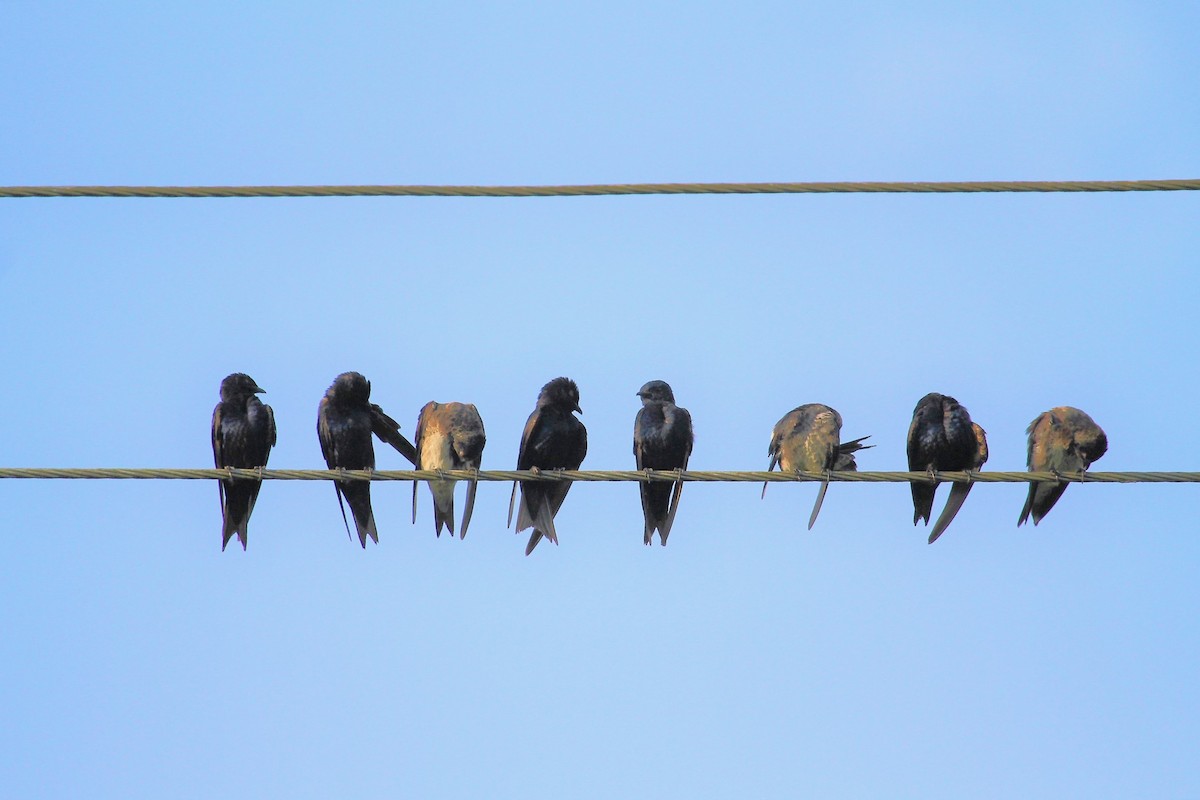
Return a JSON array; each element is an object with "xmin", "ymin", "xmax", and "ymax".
[{"xmin": 211, "ymin": 371, "xmax": 1108, "ymax": 554}]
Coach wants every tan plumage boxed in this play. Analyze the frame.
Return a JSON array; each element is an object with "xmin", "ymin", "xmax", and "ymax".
[
  {"xmin": 764, "ymin": 404, "xmax": 871, "ymax": 529},
  {"xmin": 411, "ymin": 401, "xmax": 486, "ymax": 538},
  {"xmin": 1018, "ymin": 407, "xmax": 1107, "ymax": 526}
]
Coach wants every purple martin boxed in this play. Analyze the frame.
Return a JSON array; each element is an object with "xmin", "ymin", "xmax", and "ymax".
[
  {"xmin": 907, "ymin": 392, "xmax": 987, "ymax": 544},
  {"xmin": 764, "ymin": 404, "xmax": 871, "ymax": 530},
  {"xmin": 633, "ymin": 380, "xmax": 694, "ymax": 546},
  {"xmin": 211, "ymin": 373, "xmax": 276, "ymax": 551},
  {"xmin": 411, "ymin": 401, "xmax": 486, "ymax": 538},
  {"xmin": 317, "ymin": 372, "xmax": 419, "ymax": 547},
  {"xmin": 507, "ymin": 377, "xmax": 587, "ymax": 555},
  {"xmin": 1018, "ymin": 406, "xmax": 1107, "ymax": 526}
]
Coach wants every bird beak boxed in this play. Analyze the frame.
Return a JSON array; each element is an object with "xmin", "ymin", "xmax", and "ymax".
[
  {"xmin": 574, "ymin": 403, "xmax": 583, "ymax": 414},
  {"xmin": 253, "ymin": 385, "xmax": 266, "ymax": 394}
]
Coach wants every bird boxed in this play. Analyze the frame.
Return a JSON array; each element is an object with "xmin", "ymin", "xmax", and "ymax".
[
  {"xmin": 1018, "ymin": 407, "xmax": 1107, "ymax": 526},
  {"xmin": 764, "ymin": 404, "xmax": 871, "ymax": 529},
  {"xmin": 211, "ymin": 373, "xmax": 276, "ymax": 551},
  {"xmin": 906, "ymin": 392, "xmax": 988, "ymax": 544},
  {"xmin": 508, "ymin": 377, "xmax": 587, "ymax": 555},
  {"xmin": 633, "ymin": 380, "xmax": 694, "ymax": 545},
  {"xmin": 317, "ymin": 372, "xmax": 419, "ymax": 547},
  {"xmin": 411, "ymin": 401, "xmax": 486, "ymax": 538}
]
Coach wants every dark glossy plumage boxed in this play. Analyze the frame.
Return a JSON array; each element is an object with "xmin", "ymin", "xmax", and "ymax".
[
  {"xmin": 507, "ymin": 377, "xmax": 587, "ymax": 555},
  {"xmin": 212, "ymin": 373, "xmax": 276, "ymax": 550},
  {"xmin": 765, "ymin": 404, "xmax": 871, "ymax": 529},
  {"xmin": 633, "ymin": 380, "xmax": 694, "ymax": 546},
  {"xmin": 317, "ymin": 372, "xmax": 418, "ymax": 547},
  {"xmin": 1018, "ymin": 406, "xmax": 1107, "ymax": 526},
  {"xmin": 906, "ymin": 393, "xmax": 987, "ymax": 544},
  {"xmin": 412, "ymin": 401, "xmax": 486, "ymax": 538}
]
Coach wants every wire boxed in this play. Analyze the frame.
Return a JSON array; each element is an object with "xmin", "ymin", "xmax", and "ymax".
[
  {"xmin": 2, "ymin": 179, "xmax": 1199, "ymax": 199},
  {"xmin": 0, "ymin": 468, "xmax": 1193, "ymax": 484}
]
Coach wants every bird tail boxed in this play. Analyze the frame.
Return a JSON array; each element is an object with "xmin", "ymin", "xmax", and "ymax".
[
  {"xmin": 1017, "ymin": 482, "xmax": 1036, "ymax": 527},
  {"xmin": 338, "ymin": 482, "xmax": 378, "ymax": 547},
  {"xmin": 220, "ymin": 479, "xmax": 261, "ymax": 551},
  {"xmin": 1019, "ymin": 480, "xmax": 1067, "ymax": 527},
  {"xmin": 911, "ymin": 481, "xmax": 936, "ymax": 526},
  {"xmin": 429, "ymin": 477, "xmax": 456, "ymax": 538},
  {"xmin": 834, "ymin": 436, "xmax": 872, "ymax": 470},
  {"xmin": 658, "ymin": 476, "xmax": 684, "ymax": 546},
  {"xmin": 460, "ymin": 475, "xmax": 479, "ymax": 540},
  {"xmin": 640, "ymin": 480, "xmax": 674, "ymax": 546},
  {"xmin": 928, "ymin": 481, "xmax": 973, "ymax": 543},
  {"xmin": 807, "ymin": 479, "xmax": 830, "ymax": 530},
  {"xmin": 524, "ymin": 495, "xmax": 559, "ymax": 555}
]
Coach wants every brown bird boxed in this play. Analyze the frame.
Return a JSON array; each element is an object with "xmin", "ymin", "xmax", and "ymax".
[
  {"xmin": 212, "ymin": 373, "xmax": 276, "ymax": 550},
  {"xmin": 764, "ymin": 404, "xmax": 871, "ymax": 529},
  {"xmin": 907, "ymin": 393, "xmax": 988, "ymax": 544},
  {"xmin": 411, "ymin": 401, "xmax": 486, "ymax": 538},
  {"xmin": 317, "ymin": 372, "xmax": 419, "ymax": 547},
  {"xmin": 1018, "ymin": 406, "xmax": 1107, "ymax": 526},
  {"xmin": 508, "ymin": 377, "xmax": 587, "ymax": 555}
]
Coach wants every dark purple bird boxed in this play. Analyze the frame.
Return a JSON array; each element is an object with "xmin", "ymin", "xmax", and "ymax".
[
  {"xmin": 907, "ymin": 392, "xmax": 988, "ymax": 544},
  {"xmin": 212, "ymin": 373, "xmax": 276, "ymax": 550},
  {"xmin": 508, "ymin": 377, "xmax": 587, "ymax": 555},
  {"xmin": 764, "ymin": 404, "xmax": 871, "ymax": 529},
  {"xmin": 412, "ymin": 401, "xmax": 486, "ymax": 538},
  {"xmin": 633, "ymin": 380, "xmax": 694, "ymax": 546},
  {"xmin": 317, "ymin": 372, "xmax": 419, "ymax": 547},
  {"xmin": 1018, "ymin": 406, "xmax": 1107, "ymax": 526}
]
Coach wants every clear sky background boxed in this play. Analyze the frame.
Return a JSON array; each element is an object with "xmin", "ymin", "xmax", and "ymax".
[{"xmin": 1, "ymin": 3, "xmax": 1198, "ymax": 798}]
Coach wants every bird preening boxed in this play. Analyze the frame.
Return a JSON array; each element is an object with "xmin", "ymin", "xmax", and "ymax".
[
  {"xmin": 1018, "ymin": 407, "xmax": 1107, "ymax": 526},
  {"xmin": 412, "ymin": 401, "xmax": 486, "ymax": 538},
  {"xmin": 213, "ymin": 372, "xmax": 1108, "ymax": 551},
  {"xmin": 316, "ymin": 371, "xmax": 419, "ymax": 547},
  {"xmin": 764, "ymin": 403, "xmax": 871, "ymax": 530},
  {"xmin": 906, "ymin": 393, "xmax": 989, "ymax": 544}
]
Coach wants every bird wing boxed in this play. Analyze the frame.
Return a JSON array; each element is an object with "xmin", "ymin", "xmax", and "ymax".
[
  {"xmin": 508, "ymin": 408, "xmax": 545, "ymax": 527},
  {"xmin": 212, "ymin": 403, "xmax": 225, "ymax": 469},
  {"xmin": 370, "ymin": 402, "xmax": 419, "ymax": 466}
]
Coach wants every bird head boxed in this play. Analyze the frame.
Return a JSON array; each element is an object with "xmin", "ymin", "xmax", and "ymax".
[
  {"xmin": 328, "ymin": 371, "xmax": 372, "ymax": 407},
  {"xmin": 538, "ymin": 377, "xmax": 582, "ymax": 414},
  {"xmin": 636, "ymin": 380, "xmax": 675, "ymax": 404},
  {"xmin": 219, "ymin": 373, "xmax": 265, "ymax": 402}
]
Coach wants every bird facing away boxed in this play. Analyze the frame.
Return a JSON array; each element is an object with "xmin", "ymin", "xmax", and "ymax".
[
  {"xmin": 633, "ymin": 380, "xmax": 694, "ymax": 546},
  {"xmin": 317, "ymin": 372, "xmax": 419, "ymax": 547},
  {"xmin": 1018, "ymin": 406, "xmax": 1107, "ymax": 526},
  {"xmin": 212, "ymin": 373, "xmax": 276, "ymax": 551},
  {"xmin": 764, "ymin": 404, "xmax": 871, "ymax": 530},
  {"xmin": 411, "ymin": 401, "xmax": 486, "ymax": 538},
  {"xmin": 906, "ymin": 392, "xmax": 988, "ymax": 544},
  {"xmin": 508, "ymin": 377, "xmax": 587, "ymax": 555}
]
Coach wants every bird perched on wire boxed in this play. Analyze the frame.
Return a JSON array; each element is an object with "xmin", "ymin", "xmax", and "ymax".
[
  {"xmin": 508, "ymin": 377, "xmax": 587, "ymax": 555},
  {"xmin": 1018, "ymin": 407, "xmax": 1107, "ymax": 526},
  {"xmin": 764, "ymin": 404, "xmax": 871, "ymax": 529},
  {"xmin": 317, "ymin": 371, "xmax": 419, "ymax": 547},
  {"xmin": 411, "ymin": 401, "xmax": 486, "ymax": 538},
  {"xmin": 633, "ymin": 380, "xmax": 694, "ymax": 546},
  {"xmin": 907, "ymin": 393, "xmax": 988, "ymax": 544},
  {"xmin": 211, "ymin": 373, "xmax": 277, "ymax": 551}
]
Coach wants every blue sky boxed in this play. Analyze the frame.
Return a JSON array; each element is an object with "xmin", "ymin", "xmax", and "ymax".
[{"xmin": 1, "ymin": 3, "xmax": 1198, "ymax": 798}]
